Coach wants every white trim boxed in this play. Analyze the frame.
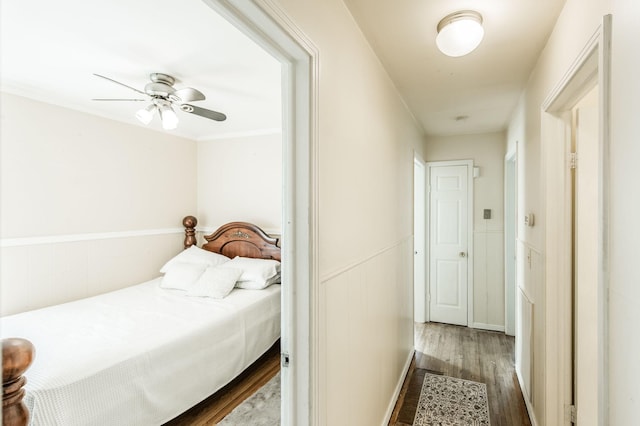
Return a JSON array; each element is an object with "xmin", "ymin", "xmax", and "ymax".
[
  {"xmin": 504, "ymin": 150, "xmax": 518, "ymax": 337},
  {"xmin": 0, "ymin": 228, "xmax": 183, "ymax": 248},
  {"xmin": 321, "ymin": 237, "xmax": 412, "ymax": 283},
  {"xmin": 541, "ymin": 15, "xmax": 611, "ymax": 426},
  {"xmin": 516, "ymin": 369, "xmax": 539, "ymax": 426},
  {"xmin": 425, "ymin": 159, "xmax": 474, "ymax": 327},
  {"xmin": 414, "ymin": 152, "xmax": 427, "ymax": 323},
  {"xmin": 202, "ymin": 2, "xmax": 320, "ymax": 425},
  {"xmin": 197, "ymin": 127, "xmax": 282, "ymax": 142},
  {"xmin": 472, "ymin": 322, "xmax": 505, "ymax": 332},
  {"xmin": 381, "ymin": 349, "xmax": 415, "ymax": 426},
  {"xmin": 541, "ymin": 107, "xmax": 573, "ymax": 425}
]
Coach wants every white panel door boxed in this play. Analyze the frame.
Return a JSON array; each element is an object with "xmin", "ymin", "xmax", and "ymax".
[{"xmin": 429, "ymin": 164, "xmax": 469, "ymax": 326}]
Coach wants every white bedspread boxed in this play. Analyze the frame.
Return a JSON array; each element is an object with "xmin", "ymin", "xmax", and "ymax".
[{"xmin": 1, "ymin": 278, "xmax": 281, "ymax": 426}]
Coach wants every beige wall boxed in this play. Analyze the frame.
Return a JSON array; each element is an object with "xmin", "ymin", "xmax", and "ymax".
[
  {"xmin": 0, "ymin": 94, "xmax": 196, "ymax": 237},
  {"xmin": 273, "ymin": 0, "xmax": 425, "ymax": 423},
  {"xmin": 608, "ymin": 0, "xmax": 640, "ymax": 424},
  {"xmin": 425, "ymin": 132, "xmax": 506, "ymax": 330},
  {"xmin": 197, "ymin": 132, "xmax": 282, "ymax": 234},
  {"xmin": 0, "ymin": 93, "xmax": 197, "ymax": 315},
  {"xmin": 1, "ymin": 0, "xmax": 428, "ymax": 421},
  {"xmin": 506, "ymin": 0, "xmax": 640, "ymax": 423},
  {"xmin": 0, "ymin": 95, "xmax": 283, "ymax": 315}
]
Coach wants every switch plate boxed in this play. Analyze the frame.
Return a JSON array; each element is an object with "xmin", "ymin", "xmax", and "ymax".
[
  {"xmin": 483, "ymin": 209, "xmax": 491, "ymax": 219},
  {"xmin": 524, "ymin": 213, "xmax": 535, "ymax": 227}
]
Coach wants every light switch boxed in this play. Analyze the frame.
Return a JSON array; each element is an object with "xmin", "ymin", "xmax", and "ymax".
[{"xmin": 524, "ymin": 213, "xmax": 535, "ymax": 227}]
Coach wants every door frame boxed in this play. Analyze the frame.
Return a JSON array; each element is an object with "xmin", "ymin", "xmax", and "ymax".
[
  {"xmin": 504, "ymin": 150, "xmax": 517, "ymax": 336},
  {"xmin": 203, "ymin": 1, "xmax": 319, "ymax": 425},
  {"xmin": 414, "ymin": 154, "xmax": 427, "ymax": 323},
  {"xmin": 426, "ymin": 159, "xmax": 474, "ymax": 326},
  {"xmin": 541, "ymin": 15, "xmax": 611, "ymax": 426}
]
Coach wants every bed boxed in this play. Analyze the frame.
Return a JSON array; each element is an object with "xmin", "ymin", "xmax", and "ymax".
[{"xmin": 1, "ymin": 218, "xmax": 281, "ymax": 426}]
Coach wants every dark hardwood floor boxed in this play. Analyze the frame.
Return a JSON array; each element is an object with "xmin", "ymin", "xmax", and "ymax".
[
  {"xmin": 390, "ymin": 322, "xmax": 531, "ymax": 426},
  {"xmin": 163, "ymin": 324, "xmax": 529, "ymax": 425},
  {"xmin": 163, "ymin": 342, "xmax": 280, "ymax": 426}
]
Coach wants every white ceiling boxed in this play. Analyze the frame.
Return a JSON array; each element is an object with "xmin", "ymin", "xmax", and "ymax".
[
  {"xmin": 344, "ymin": 0, "xmax": 567, "ymax": 136},
  {"xmin": 0, "ymin": 0, "xmax": 282, "ymax": 141},
  {"xmin": 1, "ymin": 1, "xmax": 566, "ymax": 140}
]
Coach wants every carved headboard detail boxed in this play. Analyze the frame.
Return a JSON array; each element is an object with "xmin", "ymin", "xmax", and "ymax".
[{"xmin": 183, "ymin": 217, "xmax": 280, "ymax": 262}]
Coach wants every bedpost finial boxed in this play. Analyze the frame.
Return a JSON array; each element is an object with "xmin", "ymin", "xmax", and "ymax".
[
  {"xmin": 183, "ymin": 216, "xmax": 197, "ymax": 249},
  {"xmin": 183, "ymin": 216, "xmax": 197, "ymax": 229},
  {"xmin": 3, "ymin": 337, "xmax": 35, "ymax": 426}
]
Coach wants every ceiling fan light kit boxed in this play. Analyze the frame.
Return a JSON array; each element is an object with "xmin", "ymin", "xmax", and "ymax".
[
  {"xmin": 93, "ymin": 72, "xmax": 227, "ymax": 131},
  {"xmin": 135, "ymin": 103, "xmax": 156, "ymax": 125},
  {"xmin": 436, "ymin": 10, "xmax": 484, "ymax": 57},
  {"xmin": 158, "ymin": 103, "xmax": 179, "ymax": 130}
]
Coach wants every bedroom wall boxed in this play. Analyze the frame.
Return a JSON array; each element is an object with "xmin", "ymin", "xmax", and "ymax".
[
  {"xmin": 0, "ymin": 93, "xmax": 197, "ymax": 315},
  {"xmin": 196, "ymin": 132, "xmax": 282, "ymax": 235},
  {"xmin": 504, "ymin": 0, "xmax": 640, "ymax": 423},
  {"xmin": 273, "ymin": 0, "xmax": 425, "ymax": 424},
  {"xmin": 424, "ymin": 132, "xmax": 506, "ymax": 331}
]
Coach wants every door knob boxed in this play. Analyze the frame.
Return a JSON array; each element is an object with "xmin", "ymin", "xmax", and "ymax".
[{"xmin": 459, "ymin": 252, "xmax": 466, "ymax": 258}]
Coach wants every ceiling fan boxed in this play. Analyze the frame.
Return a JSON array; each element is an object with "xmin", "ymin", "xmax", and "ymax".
[{"xmin": 92, "ymin": 73, "xmax": 227, "ymax": 130}]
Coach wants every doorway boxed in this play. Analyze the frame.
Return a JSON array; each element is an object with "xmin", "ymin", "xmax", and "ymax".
[
  {"xmin": 426, "ymin": 160, "xmax": 473, "ymax": 326},
  {"xmin": 541, "ymin": 15, "xmax": 610, "ymax": 426},
  {"xmin": 504, "ymin": 152, "xmax": 517, "ymax": 336},
  {"xmin": 572, "ymin": 85, "xmax": 600, "ymax": 424},
  {"xmin": 203, "ymin": 1, "xmax": 319, "ymax": 425},
  {"xmin": 414, "ymin": 155, "xmax": 427, "ymax": 323}
]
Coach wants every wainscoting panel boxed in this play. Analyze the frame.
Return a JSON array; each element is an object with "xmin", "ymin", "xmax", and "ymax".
[
  {"xmin": 517, "ymin": 287, "xmax": 533, "ymax": 401},
  {"xmin": 320, "ymin": 237, "xmax": 414, "ymax": 426},
  {"xmin": 1, "ymin": 232, "xmax": 184, "ymax": 315},
  {"xmin": 472, "ymin": 230, "xmax": 505, "ymax": 330},
  {"xmin": 515, "ymin": 239, "xmax": 543, "ymax": 425}
]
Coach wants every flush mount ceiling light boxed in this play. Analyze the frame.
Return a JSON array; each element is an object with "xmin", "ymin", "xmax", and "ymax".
[{"xmin": 436, "ymin": 10, "xmax": 484, "ymax": 57}]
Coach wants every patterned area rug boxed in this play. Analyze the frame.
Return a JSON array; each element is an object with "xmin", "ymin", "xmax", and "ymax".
[
  {"xmin": 413, "ymin": 373, "xmax": 490, "ymax": 426},
  {"xmin": 218, "ymin": 372, "xmax": 280, "ymax": 426}
]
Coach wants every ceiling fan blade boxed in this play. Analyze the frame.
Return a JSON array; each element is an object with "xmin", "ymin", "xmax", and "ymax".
[
  {"xmin": 93, "ymin": 73, "xmax": 147, "ymax": 96},
  {"xmin": 180, "ymin": 104, "xmax": 227, "ymax": 121},
  {"xmin": 92, "ymin": 98, "xmax": 147, "ymax": 101},
  {"xmin": 171, "ymin": 87, "xmax": 206, "ymax": 103}
]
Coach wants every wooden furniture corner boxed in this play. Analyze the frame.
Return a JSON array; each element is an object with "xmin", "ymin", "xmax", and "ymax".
[{"xmin": 3, "ymin": 338, "xmax": 35, "ymax": 426}]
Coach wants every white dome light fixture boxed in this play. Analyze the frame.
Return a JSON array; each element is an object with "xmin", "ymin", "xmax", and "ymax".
[{"xmin": 436, "ymin": 10, "xmax": 484, "ymax": 57}]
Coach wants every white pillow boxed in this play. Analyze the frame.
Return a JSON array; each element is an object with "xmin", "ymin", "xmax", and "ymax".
[
  {"xmin": 187, "ymin": 266, "xmax": 243, "ymax": 299},
  {"xmin": 220, "ymin": 256, "xmax": 281, "ymax": 289},
  {"xmin": 160, "ymin": 246, "xmax": 230, "ymax": 273},
  {"xmin": 160, "ymin": 262, "xmax": 207, "ymax": 291},
  {"xmin": 237, "ymin": 273, "xmax": 281, "ymax": 290}
]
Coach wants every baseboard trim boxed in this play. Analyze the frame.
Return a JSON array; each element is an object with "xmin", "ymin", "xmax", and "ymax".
[
  {"xmin": 471, "ymin": 322, "xmax": 506, "ymax": 332},
  {"xmin": 382, "ymin": 348, "xmax": 415, "ymax": 426},
  {"xmin": 516, "ymin": 369, "xmax": 538, "ymax": 426}
]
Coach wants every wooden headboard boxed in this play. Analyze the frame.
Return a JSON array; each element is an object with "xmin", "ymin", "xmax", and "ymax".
[{"xmin": 183, "ymin": 216, "xmax": 281, "ymax": 262}]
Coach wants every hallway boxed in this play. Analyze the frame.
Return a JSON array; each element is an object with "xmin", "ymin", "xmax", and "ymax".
[{"xmin": 391, "ymin": 322, "xmax": 531, "ymax": 426}]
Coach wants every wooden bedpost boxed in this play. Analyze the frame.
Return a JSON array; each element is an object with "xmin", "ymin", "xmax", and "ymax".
[
  {"xmin": 183, "ymin": 215, "xmax": 198, "ymax": 249},
  {"xmin": 3, "ymin": 338, "xmax": 35, "ymax": 426}
]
